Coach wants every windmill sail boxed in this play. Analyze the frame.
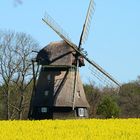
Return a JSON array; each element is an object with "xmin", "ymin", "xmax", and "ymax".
[
  {"xmin": 89, "ymin": 65, "xmax": 119, "ymax": 87},
  {"xmin": 85, "ymin": 58, "xmax": 120, "ymax": 87},
  {"xmin": 42, "ymin": 13, "xmax": 78, "ymax": 50},
  {"xmin": 60, "ymin": 43, "xmax": 120, "ymax": 87},
  {"xmin": 79, "ymin": 0, "xmax": 94, "ymax": 47},
  {"xmin": 74, "ymin": 0, "xmax": 94, "ymax": 109},
  {"xmin": 72, "ymin": 60, "xmax": 79, "ymax": 110}
]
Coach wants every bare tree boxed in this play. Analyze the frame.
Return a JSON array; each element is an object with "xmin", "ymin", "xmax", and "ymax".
[
  {"xmin": 0, "ymin": 30, "xmax": 39, "ymax": 119},
  {"xmin": 84, "ymin": 81, "xmax": 101, "ymax": 118}
]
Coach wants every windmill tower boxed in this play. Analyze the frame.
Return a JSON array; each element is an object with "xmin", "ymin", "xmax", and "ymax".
[{"xmin": 28, "ymin": 0, "xmax": 120, "ymax": 119}]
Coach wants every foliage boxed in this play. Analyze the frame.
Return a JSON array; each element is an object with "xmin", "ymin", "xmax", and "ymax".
[
  {"xmin": 0, "ymin": 119, "xmax": 140, "ymax": 140},
  {"xmin": 84, "ymin": 76, "xmax": 140, "ymax": 118},
  {"xmin": 119, "ymin": 80, "xmax": 140, "ymax": 118},
  {"xmin": 97, "ymin": 96, "xmax": 120, "ymax": 118}
]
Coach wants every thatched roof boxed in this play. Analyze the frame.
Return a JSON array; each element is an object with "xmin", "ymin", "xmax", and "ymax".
[{"xmin": 36, "ymin": 41, "xmax": 75, "ymax": 66}]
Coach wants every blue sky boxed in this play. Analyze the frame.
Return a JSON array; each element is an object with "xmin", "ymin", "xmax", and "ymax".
[{"xmin": 0, "ymin": 0, "xmax": 140, "ymax": 84}]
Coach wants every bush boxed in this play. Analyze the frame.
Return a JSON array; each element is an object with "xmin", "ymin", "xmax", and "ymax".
[{"xmin": 97, "ymin": 96, "xmax": 120, "ymax": 118}]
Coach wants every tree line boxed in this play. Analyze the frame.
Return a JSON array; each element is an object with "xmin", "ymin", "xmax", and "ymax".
[
  {"xmin": 0, "ymin": 30, "xmax": 140, "ymax": 120},
  {"xmin": 84, "ymin": 78, "xmax": 140, "ymax": 118}
]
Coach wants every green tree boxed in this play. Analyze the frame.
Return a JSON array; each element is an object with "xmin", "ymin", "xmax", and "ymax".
[
  {"xmin": 119, "ymin": 81, "xmax": 140, "ymax": 118},
  {"xmin": 97, "ymin": 96, "xmax": 120, "ymax": 118}
]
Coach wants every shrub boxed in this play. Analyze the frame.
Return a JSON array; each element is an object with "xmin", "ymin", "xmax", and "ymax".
[{"xmin": 97, "ymin": 96, "xmax": 120, "ymax": 118}]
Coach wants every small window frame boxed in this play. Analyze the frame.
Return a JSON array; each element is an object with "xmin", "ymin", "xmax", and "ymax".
[
  {"xmin": 77, "ymin": 108, "xmax": 85, "ymax": 117},
  {"xmin": 44, "ymin": 90, "xmax": 49, "ymax": 96},
  {"xmin": 47, "ymin": 74, "xmax": 51, "ymax": 81},
  {"xmin": 41, "ymin": 107, "xmax": 48, "ymax": 113}
]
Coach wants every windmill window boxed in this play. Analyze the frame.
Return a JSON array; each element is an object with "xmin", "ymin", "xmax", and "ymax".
[
  {"xmin": 41, "ymin": 107, "xmax": 48, "ymax": 113},
  {"xmin": 77, "ymin": 108, "xmax": 85, "ymax": 117},
  {"xmin": 47, "ymin": 74, "xmax": 51, "ymax": 81},
  {"xmin": 44, "ymin": 90, "xmax": 49, "ymax": 96}
]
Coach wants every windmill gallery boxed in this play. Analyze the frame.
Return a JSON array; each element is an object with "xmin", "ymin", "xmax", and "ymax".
[{"xmin": 28, "ymin": 0, "xmax": 120, "ymax": 120}]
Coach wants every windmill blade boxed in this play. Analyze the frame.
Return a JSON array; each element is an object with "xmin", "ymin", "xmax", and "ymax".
[
  {"xmin": 84, "ymin": 57, "xmax": 121, "ymax": 87},
  {"xmin": 42, "ymin": 12, "xmax": 78, "ymax": 50},
  {"xmin": 79, "ymin": 0, "xmax": 94, "ymax": 48},
  {"xmin": 89, "ymin": 65, "xmax": 117, "ymax": 87},
  {"xmin": 72, "ymin": 59, "xmax": 79, "ymax": 110},
  {"xmin": 64, "ymin": 43, "xmax": 120, "ymax": 87}
]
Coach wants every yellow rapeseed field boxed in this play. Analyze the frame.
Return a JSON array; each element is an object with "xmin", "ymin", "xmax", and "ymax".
[{"xmin": 0, "ymin": 119, "xmax": 140, "ymax": 140}]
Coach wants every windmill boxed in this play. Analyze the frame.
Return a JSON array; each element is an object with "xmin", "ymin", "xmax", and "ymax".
[{"xmin": 28, "ymin": 0, "xmax": 120, "ymax": 119}]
